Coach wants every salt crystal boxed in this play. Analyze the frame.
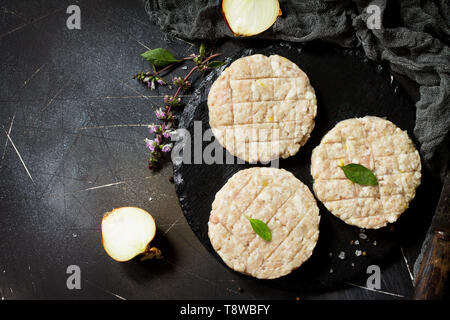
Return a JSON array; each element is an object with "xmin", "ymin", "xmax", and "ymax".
[
  {"xmin": 329, "ymin": 269, "xmax": 334, "ymax": 273},
  {"xmin": 329, "ymin": 252, "xmax": 333, "ymax": 257},
  {"xmin": 338, "ymin": 251, "xmax": 346, "ymax": 260},
  {"xmin": 351, "ymin": 263, "xmax": 355, "ymax": 267},
  {"xmin": 355, "ymin": 250, "xmax": 362, "ymax": 256},
  {"xmin": 354, "ymin": 240, "xmax": 359, "ymax": 245},
  {"xmin": 359, "ymin": 233, "xmax": 367, "ymax": 240},
  {"xmin": 373, "ymin": 241, "xmax": 377, "ymax": 246}
]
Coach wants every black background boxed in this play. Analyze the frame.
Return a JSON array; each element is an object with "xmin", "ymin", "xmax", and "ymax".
[{"xmin": 0, "ymin": 0, "xmax": 442, "ymax": 299}]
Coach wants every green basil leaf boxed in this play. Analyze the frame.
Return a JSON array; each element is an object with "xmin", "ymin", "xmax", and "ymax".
[
  {"xmin": 340, "ymin": 163, "xmax": 378, "ymax": 185},
  {"xmin": 207, "ymin": 61, "xmax": 225, "ymax": 68},
  {"xmin": 199, "ymin": 42, "xmax": 206, "ymax": 59},
  {"xmin": 140, "ymin": 48, "xmax": 181, "ymax": 67},
  {"xmin": 246, "ymin": 216, "xmax": 271, "ymax": 241}
]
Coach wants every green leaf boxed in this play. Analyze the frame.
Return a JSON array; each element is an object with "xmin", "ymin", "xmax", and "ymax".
[
  {"xmin": 140, "ymin": 48, "xmax": 181, "ymax": 67},
  {"xmin": 339, "ymin": 163, "xmax": 378, "ymax": 185},
  {"xmin": 199, "ymin": 42, "xmax": 206, "ymax": 59},
  {"xmin": 246, "ymin": 216, "xmax": 271, "ymax": 241},
  {"xmin": 207, "ymin": 61, "xmax": 225, "ymax": 68}
]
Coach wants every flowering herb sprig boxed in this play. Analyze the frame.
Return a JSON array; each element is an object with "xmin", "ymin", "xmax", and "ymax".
[
  {"xmin": 134, "ymin": 71, "xmax": 166, "ymax": 90},
  {"xmin": 136, "ymin": 43, "xmax": 225, "ymax": 170}
]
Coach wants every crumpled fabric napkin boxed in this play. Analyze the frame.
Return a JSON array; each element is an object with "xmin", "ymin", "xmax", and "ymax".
[{"xmin": 144, "ymin": 0, "xmax": 450, "ymax": 179}]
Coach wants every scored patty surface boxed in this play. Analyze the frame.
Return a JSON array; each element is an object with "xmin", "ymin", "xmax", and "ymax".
[
  {"xmin": 208, "ymin": 54, "xmax": 317, "ymax": 163},
  {"xmin": 208, "ymin": 167, "xmax": 320, "ymax": 279},
  {"xmin": 311, "ymin": 116, "xmax": 421, "ymax": 229}
]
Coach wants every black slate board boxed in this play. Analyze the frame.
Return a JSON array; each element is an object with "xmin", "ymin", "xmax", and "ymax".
[{"xmin": 173, "ymin": 42, "xmax": 431, "ymax": 291}]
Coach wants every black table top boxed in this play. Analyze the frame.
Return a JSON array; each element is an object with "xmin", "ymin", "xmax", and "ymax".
[{"xmin": 0, "ymin": 0, "xmax": 442, "ymax": 300}]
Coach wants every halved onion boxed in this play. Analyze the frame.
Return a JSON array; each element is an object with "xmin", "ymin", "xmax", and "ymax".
[
  {"xmin": 101, "ymin": 207, "xmax": 161, "ymax": 262},
  {"xmin": 222, "ymin": 0, "xmax": 281, "ymax": 37}
]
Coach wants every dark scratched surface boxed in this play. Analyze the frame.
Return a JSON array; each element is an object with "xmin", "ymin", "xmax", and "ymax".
[{"xmin": 0, "ymin": 0, "xmax": 442, "ymax": 299}]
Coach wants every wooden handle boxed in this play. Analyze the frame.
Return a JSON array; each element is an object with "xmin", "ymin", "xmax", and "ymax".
[{"xmin": 413, "ymin": 231, "xmax": 450, "ymax": 300}]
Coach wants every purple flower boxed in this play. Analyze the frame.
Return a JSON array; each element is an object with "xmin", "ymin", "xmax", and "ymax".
[
  {"xmin": 162, "ymin": 130, "xmax": 174, "ymax": 139},
  {"xmin": 173, "ymin": 77, "xmax": 191, "ymax": 90},
  {"xmin": 148, "ymin": 80, "xmax": 155, "ymax": 90},
  {"xmin": 161, "ymin": 122, "xmax": 174, "ymax": 131},
  {"xmin": 172, "ymin": 77, "xmax": 183, "ymax": 86},
  {"xmin": 161, "ymin": 143, "xmax": 173, "ymax": 153},
  {"xmin": 149, "ymin": 124, "xmax": 160, "ymax": 134},
  {"xmin": 163, "ymin": 95, "xmax": 181, "ymax": 107},
  {"xmin": 155, "ymin": 134, "xmax": 162, "ymax": 144},
  {"xmin": 145, "ymin": 138, "xmax": 157, "ymax": 151},
  {"xmin": 155, "ymin": 108, "xmax": 166, "ymax": 119},
  {"xmin": 157, "ymin": 78, "xmax": 165, "ymax": 85}
]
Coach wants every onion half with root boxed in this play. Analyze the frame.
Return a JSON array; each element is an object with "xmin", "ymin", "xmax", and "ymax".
[
  {"xmin": 222, "ymin": 0, "xmax": 282, "ymax": 37},
  {"xmin": 101, "ymin": 207, "xmax": 162, "ymax": 262}
]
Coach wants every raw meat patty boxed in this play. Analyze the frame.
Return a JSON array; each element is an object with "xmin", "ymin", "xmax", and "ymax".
[
  {"xmin": 208, "ymin": 54, "xmax": 317, "ymax": 163},
  {"xmin": 208, "ymin": 167, "xmax": 320, "ymax": 279},
  {"xmin": 311, "ymin": 116, "xmax": 421, "ymax": 229}
]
